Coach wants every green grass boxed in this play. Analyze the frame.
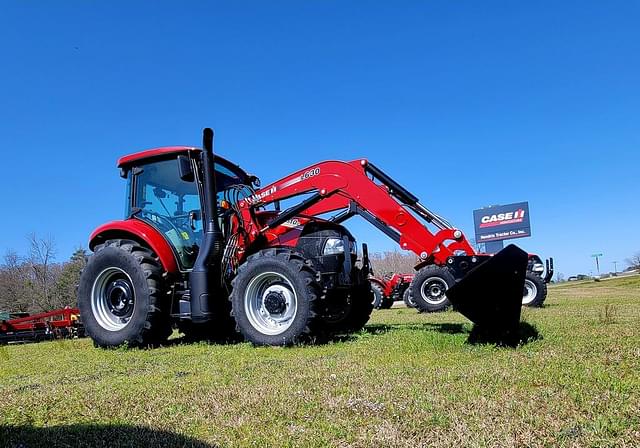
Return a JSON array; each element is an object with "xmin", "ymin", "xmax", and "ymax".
[{"xmin": 1, "ymin": 276, "xmax": 639, "ymax": 447}]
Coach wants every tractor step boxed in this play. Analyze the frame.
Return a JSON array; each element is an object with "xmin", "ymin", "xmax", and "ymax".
[{"xmin": 446, "ymin": 244, "xmax": 528, "ymax": 340}]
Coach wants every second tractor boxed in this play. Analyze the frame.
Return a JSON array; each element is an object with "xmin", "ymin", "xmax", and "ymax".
[{"xmin": 372, "ymin": 254, "xmax": 553, "ymax": 311}]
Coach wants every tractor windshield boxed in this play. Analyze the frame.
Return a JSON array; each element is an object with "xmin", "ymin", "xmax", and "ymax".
[
  {"xmin": 214, "ymin": 162, "xmax": 254, "ymax": 205},
  {"xmin": 126, "ymin": 156, "xmax": 253, "ymax": 270},
  {"xmin": 214, "ymin": 161, "xmax": 246, "ymax": 190},
  {"xmin": 130, "ymin": 158, "xmax": 203, "ymax": 269}
]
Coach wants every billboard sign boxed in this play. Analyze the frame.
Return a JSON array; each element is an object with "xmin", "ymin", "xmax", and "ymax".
[{"xmin": 473, "ymin": 202, "xmax": 531, "ymax": 243}]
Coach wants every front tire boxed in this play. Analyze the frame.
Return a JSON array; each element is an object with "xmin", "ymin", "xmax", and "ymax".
[
  {"xmin": 230, "ymin": 249, "xmax": 321, "ymax": 346},
  {"xmin": 409, "ymin": 265, "xmax": 455, "ymax": 313},
  {"xmin": 522, "ymin": 272, "xmax": 547, "ymax": 307},
  {"xmin": 402, "ymin": 287, "xmax": 416, "ymax": 308},
  {"xmin": 318, "ymin": 270, "xmax": 374, "ymax": 335},
  {"xmin": 78, "ymin": 239, "xmax": 171, "ymax": 348}
]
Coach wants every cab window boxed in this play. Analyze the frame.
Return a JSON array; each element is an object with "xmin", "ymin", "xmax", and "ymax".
[{"xmin": 132, "ymin": 158, "xmax": 203, "ymax": 269}]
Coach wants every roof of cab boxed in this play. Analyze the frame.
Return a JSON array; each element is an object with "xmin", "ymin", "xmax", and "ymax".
[
  {"xmin": 116, "ymin": 146, "xmax": 251, "ymax": 182},
  {"xmin": 117, "ymin": 146, "xmax": 199, "ymax": 168}
]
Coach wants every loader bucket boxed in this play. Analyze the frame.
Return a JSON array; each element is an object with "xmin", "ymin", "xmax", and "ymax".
[{"xmin": 446, "ymin": 244, "xmax": 528, "ymax": 339}]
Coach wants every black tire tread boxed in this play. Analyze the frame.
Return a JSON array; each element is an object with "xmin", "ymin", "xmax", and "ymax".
[
  {"xmin": 318, "ymin": 269, "xmax": 374, "ymax": 335},
  {"xmin": 523, "ymin": 272, "xmax": 547, "ymax": 307},
  {"xmin": 371, "ymin": 282, "xmax": 383, "ymax": 309},
  {"xmin": 81, "ymin": 239, "xmax": 171, "ymax": 347},
  {"xmin": 338, "ymin": 280, "xmax": 374, "ymax": 333},
  {"xmin": 402, "ymin": 287, "xmax": 415, "ymax": 308},
  {"xmin": 408, "ymin": 265, "xmax": 454, "ymax": 313},
  {"xmin": 229, "ymin": 248, "xmax": 322, "ymax": 346}
]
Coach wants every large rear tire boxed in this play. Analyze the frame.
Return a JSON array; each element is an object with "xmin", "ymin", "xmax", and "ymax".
[
  {"xmin": 409, "ymin": 265, "xmax": 455, "ymax": 313},
  {"xmin": 78, "ymin": 239, "xmax": 171, "ymax": 348},
  {"xmin": 371, "ymin": 282, "xmax": 384, "ymax": 309},
  {"xmin": 230, "ymin": 249, "xmax": 321, "ymax": 346},
  {"xmin": 522, "ymin": 272, "xmax": 547, "ymax": 307},
  {"xmin": 371, "ymin": 282, "xmax": 393, "ymax": 310}
]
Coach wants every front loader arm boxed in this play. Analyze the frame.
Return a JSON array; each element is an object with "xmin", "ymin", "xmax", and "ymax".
[{"xmin": 238, "ymin": 159, "xmax": 475, "ymax": 265}]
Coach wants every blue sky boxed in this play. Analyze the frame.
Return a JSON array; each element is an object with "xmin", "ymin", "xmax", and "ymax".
[{"xmin": 0, "ymin": 1, "xmax": 638, "ymax": 277}]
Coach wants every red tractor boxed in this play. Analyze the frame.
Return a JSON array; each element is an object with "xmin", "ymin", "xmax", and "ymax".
[
  {"xmin": 369, "ymin": 273, "xmax": 415, "ymax": 309},
  {"xmin": 78, "ymin": 128, "xmax": 529, "ymax": 348},
  {"xmin": 375, "ymin": 254, "xmax": 554, "ymax": 311},
  {"xmin": 523, "ymin": 255, "xmax": 554, "ymax": 307}
]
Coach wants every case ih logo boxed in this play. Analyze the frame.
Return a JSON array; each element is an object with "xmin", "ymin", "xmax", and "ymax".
[
  {"xmin": 245, "ymin": 186, "xmax": 276, "ymax": 205},
  {"xmin": 472, "ymin": 202, "xmax": 531, "ymax": 243},
  {"xmin": 479, "ymin": 209, "xmax": 526, "ymax": 228}
]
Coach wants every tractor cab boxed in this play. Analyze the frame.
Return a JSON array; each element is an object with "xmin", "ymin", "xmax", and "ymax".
[{"xmin": 118, "ymin": 147, "xmax": 254, "ymax": 270}]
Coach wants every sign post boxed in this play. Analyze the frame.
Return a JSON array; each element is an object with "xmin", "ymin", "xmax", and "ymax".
[
  {"xmin": 591, "ymin": 253, "xmax": 603, "ymax": 274},
  {"xmin": 485, "ymin": 240, "xmax": 505, "ymax": 254}
]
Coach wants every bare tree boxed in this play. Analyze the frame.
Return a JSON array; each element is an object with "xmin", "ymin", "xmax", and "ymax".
[
  {"xmin": 370, "ymin": 250, "xmax": 418, "ymax": 277},
  {"xmin": 0, "ymin": 241, "xmax": 86, "ymax": 313},
  {"xmin": 555, "ymin": 272, "xmax": 565, "ymax": 283},
  {"xmin": 26, "ymin": 233, "xmax": 60, "ymax": 311},
  {"xmin": 0, "ymin": 251, "xmax": 32, "ymax": 312},
  {"xmin": 626, "ymin": 251, "xmax": 640, "ymax": 271}
]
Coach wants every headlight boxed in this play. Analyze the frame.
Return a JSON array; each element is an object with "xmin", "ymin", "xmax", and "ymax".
[
  {"xmin": 323, "ymin": 238, "xmax": 345, "ymax": 255},
  {"xmin": 323, "ymin": 238, "xmax": 357, "ymax": 256},
  {"xmin": 532, "ymin": 263, "xmax": 545, "ymax": 273}
]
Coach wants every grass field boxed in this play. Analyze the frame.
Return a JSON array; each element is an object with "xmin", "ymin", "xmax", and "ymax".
[{"xmin": 1, "ymin": 276, "xmax": 639, "ymax": 447}]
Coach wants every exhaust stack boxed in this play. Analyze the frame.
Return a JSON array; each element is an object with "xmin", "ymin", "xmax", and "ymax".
[{"xmin": 189, "ymin": 128, "xmax": 224, "ymax": 322}]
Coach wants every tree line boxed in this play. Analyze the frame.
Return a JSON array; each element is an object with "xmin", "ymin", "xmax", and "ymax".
[
  {"xmin": 369, "ymin": 251, "xmax": 418, "ymax": 277},
  {"xmin": 0, "ymin": 234, "xmax": 87, "ymax": 313}
]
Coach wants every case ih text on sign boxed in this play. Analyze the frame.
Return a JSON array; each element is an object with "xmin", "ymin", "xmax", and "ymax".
[
  {"xmin": 479, "ymin": 209, "xmax": 527, "ymax": 228},
  {"xmin": 473, "ymin": 202, "xmax": 531, "ymax": 243}
]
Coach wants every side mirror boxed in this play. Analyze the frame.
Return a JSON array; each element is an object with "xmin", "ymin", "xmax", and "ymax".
[
  {"xmin": 177, "ymin": 155, "xmax": 194, "ymax": 182},
  {"xmin": 249, "ymin": 174, "xmax": 261, "ymax": 188}
]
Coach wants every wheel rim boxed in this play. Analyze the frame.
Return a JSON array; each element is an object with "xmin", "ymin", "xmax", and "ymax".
[
  {"xmin": 244, "ymin": 271, "xmax": 298, "ymax": 336},
  {"xmin": 406, "ymin": 292, "xmax": 416, "ymax": 307},
  {"xmin": 91, "ymin": 267, "xmax": 135, "ymax": 331},
  {"xmin": 420, "ymin": 277, "xmax": 449, "ymax": 305},
  {"xmin": 522, "ymin": 279, "xmax": 537, "ymax": 305}
]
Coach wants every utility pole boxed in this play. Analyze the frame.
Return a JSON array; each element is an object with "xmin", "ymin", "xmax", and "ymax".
[
  {"xmin": 613, "ymin": 261, "xmax": 618, "ymax": 274},
  {"xmin": 591, "ymin": 253, "xmax": 603, "ymax": 274}
]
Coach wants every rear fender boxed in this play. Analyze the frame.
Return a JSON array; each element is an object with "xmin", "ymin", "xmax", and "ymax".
[
  {"xmin": 89, "ymin": 220, "xmax": 179, "ymax": 274},
  {"xmin": 368, "ymin": 277, "xmax": 389, "ymax": 295},
  {"xmin": 386, "ymin": 274, "xmax": 405, "ymax": 296}
]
